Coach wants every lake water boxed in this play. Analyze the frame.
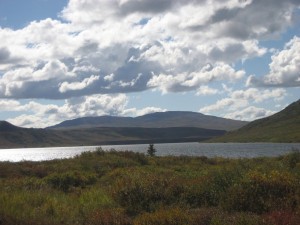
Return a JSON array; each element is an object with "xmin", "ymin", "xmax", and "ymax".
[{"xmin": 1, "ymin": 142, "xmax": 300, "ymax": 162}]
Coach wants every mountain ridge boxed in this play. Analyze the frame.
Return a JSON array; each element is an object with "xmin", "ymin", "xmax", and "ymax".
[
  {"xmin": 48, "ymin": 111, "xmax": 247, "ymax": 131},
  {"xmin": 0, "ymin": 121, "xmax": 20, "ymax": 132}
]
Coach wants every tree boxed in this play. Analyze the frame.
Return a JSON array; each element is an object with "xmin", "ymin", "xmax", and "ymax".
[{"xmin": 147, "ymin": 144, "xmax": 156, "ymax": 156}]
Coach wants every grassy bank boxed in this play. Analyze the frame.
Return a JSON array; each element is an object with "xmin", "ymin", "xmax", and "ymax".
[{"xmin": 0, "ymin": 148, "xmax": 300, "ymax": 225}]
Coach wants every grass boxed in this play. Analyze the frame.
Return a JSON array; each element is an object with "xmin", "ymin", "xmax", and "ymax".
[{"xmin": 0, "ymin": 147, "xmax": 299, "ymax": 224}]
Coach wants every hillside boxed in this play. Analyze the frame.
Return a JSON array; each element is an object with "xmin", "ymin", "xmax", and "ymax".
[
  {"xmin": 0, "ymin": 123, "xmax": 225, "ymax": 148},
  {"xmin": 48, "ymin": 111, "xmax": 247, "ymax": 131},
  {"xmin": 210, "ymin": 99, "xmax": 300, "ymax": 143}
]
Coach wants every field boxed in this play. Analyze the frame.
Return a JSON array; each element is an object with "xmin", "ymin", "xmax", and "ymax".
[{"xmin": 0, "ymin": 148, "xmax": 299, "ymax": 225}]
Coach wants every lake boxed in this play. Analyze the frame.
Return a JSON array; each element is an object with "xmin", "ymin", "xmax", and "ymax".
[{"xmin": 1, "ymin": 142, "xmax": 300, "ymax": 162}]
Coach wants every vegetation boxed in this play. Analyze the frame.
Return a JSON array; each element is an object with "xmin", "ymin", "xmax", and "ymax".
[
  {"xmin": 210, "ymin": 99, "xmax": 300, "ymax": 143},
  {"xmin": 0, "ymin": 148, "xmax": 300, "ymax": 224},
  {"xmin": 147, "ymin": 144, "xmax": 156, "ymax": 156}
]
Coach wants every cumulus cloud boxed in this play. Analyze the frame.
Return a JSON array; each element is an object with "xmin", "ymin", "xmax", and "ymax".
[
  {"xmin": 0, "ymin": 99, "xmax": 22, "ymax": 110},
  {"xmin": 200, "ymin": 98, "xmax": 249, "ymax": 114},
  {"xmin": 0, "ymin": 0, "xmax": 299, "ymax": 126},
  {"xmin": 230, "ymin": 88, "xmax": 286, "ymax": 102},
  {"xmin": 5, "ymin": 94, "xmax": 128, "ymax": 127},
  {"xmin": 196, "ymin": 86, "xmax": 220, "ymax": 96},
  {"xmin": 247, "ymin": 36, "xmax": 300, "ymax": 87},
  {"xmin": 59, "ymin": 75, "xmax": 100, "ymax": 93},
  {"xmin": 123, "ymin": 106, "xmax": 167, "ymax": 117},
  {"xmin": 208, "ymin": 0, "xmax": 296, "ymax": 40},
  {"xmin": 4, "ymin": 94, "xmax": 165, "ymax": 128},
  {"xmin": 0, "ymin": 47, "xmax": 22, "ymax": 70},
  {"xmin": 0, "ymin": 47, "xmax": 11, "ymax": 63},
  {"xmin": 225, "ymin": 106, "xmax": 276, "ymax": 121},
  {"xmin": 1, "ymin": 0, "xmax": 298, "ymax": 99},
  {"xmin": 147, "ymin": 63, "xmax": 245, "ymax": 93},
  {"xmin": 199, "ymin": 87, "xmax": 287, "ymax": 120}
]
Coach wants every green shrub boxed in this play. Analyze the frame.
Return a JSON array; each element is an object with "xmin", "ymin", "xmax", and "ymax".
[
  {"xmin": 45, "ymin": 171, "xmax": 97, "ymax": 192},
  {"xmin": 133, "ymin": 208, "xmax": 189, "ymax": 225},
  {"xmin": 109, "ymin": 150, "xmax": 149, "ymax": 165},
  {"xmin": 1, "ymin": 150, "xmax": 299, "ymax": 224},
  {"xmin": 283, "ymin": 150, "xmax": 300, "ymax": 169},
  {"xmin": 95, "ymin": 147, "xmax": 106, "ymax": 156},
  {"xmin": 110, "ymin": 169, "xmax": 184, "ymax": 214},
  {"xmin": 222, "ymin": 170, "xmax": 298, "ymax": 213},
  {"xmin": 182, "ymin": 166, "xmax": 242, "ymax": 207},
  {"xmin": 209, "ymin": 212, "xmax": 264, "ymax": 225}
]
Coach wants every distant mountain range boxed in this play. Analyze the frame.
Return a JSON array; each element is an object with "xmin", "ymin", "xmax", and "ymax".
[
  {"xmin": 211, "ymin": 99, "xmax": 300, "ymax": 143},
  {"xmin": 48, "ymin": 111, "xmax": 247, "ymax": 131},
  {"xmin": 0, "ymin": 111, "xmax": 247, "ymax": 148},
  {"xmin": 1, "ymin": 101, "xmax": 298, "ymax": 149}
]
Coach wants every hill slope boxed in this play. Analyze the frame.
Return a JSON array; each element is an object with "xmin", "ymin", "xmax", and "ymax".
[
  {"xmin": 48, "ymin": 111, "xmax": 247, "ymax": 131},
  {"xmin": 0, "ymin": 122, "xmax": 226, "ymax": 148},
  {"xmin": 210, "ymin": 99, "xmax": 300, "ymax": 143}
]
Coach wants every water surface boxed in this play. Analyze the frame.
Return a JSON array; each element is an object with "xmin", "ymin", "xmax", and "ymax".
[{"xmin": 1, "ymin": 142, "xmax": 300, "ymax": 162}]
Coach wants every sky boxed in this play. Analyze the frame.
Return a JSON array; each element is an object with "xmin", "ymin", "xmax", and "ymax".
[{"xmin": 0, "ymin": 0, "xmax": 299, "ymax": 128}]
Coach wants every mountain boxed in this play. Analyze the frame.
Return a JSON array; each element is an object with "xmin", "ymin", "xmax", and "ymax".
[
  {"xmin": 0, "ymin": 121, "xmax": 19, "ymax": 132},
  {"xmin": 48, "ymin": 111, "xmax": 247, "ymax": 131},
  {"xmin": 0, "ymin": 121, "xmax": 226, "ymax": 148},
  {"xmin": 0, "ymin": 122, "xmax": 65, "ymax": 148},
  {"xmin": 0, "ymin": 111, "xmax": 248, "ymax": 148},
  {"xmin": 210, "ymin": 99, "xmax": 300, "ymax": 143}
]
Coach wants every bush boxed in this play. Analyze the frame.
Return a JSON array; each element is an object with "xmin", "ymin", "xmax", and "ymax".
[
  {"xmin": 45, "ymin": 171, "xmax": 97, "ymax": 192},
  {"xmin": 283, "ymin": 150, "xmax": 300, "ymax": 169},
  {"xmin": 1, "ymin": 150, "xmax": 299, "ymax": 224},
  {"xmin": 209, "ymin": 212, "xmax": 264, "ymax": 225},
  {"xmin": 222, "ymin": 170, "xmax": 298, "ymax": 213},
  {"xmin": 110, "ymin": 151, "xmax": 149, "ymax": 165},
  {"xmin": 182, "ymin": 167, "xmax": 242, "ymax": 207},
  {"xmin": 133, "ymin": 208, "xmax": 189, "ymax": 225},
  {"xmin": 110, "ymin": 170, "xmax": 184, "ymax": 214}
]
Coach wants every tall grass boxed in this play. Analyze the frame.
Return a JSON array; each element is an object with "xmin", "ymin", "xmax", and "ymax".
[{"xmin": 0, "ymin": 149, "xmax": 299, "ymax": 224}]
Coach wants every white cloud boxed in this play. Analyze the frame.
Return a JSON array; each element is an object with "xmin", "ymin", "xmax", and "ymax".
[
  {"xmin": 0, "ymin": 99, "xmax": 22, "ymax": 111},
  {"xmin": 247, "ymin": 36, "xmax": 300, "ymax": 87},
  {"xmin": 148, "ymin": 63, "xmax": 245, "ymax": 94},
  {"xmin": 104, "ymin": 73, "xmax": 115, "ymax": 82},
  {"xmin": 199, "ymin": 87, "xmax": 287, "ymax": 120},
  {"xmin": 1, "ymin": 0, "xmax": 297, "ymax": 99},
  {"xmin": 4, "ymin": 94, "xmax": 167, "ymax": 128},
  {"xmin": 123, "ymin": 107, "xmax": 166, "ymax": 117},
  {"xmin": 200, "ymin": 98, "xmax": 248, "ymax": 114},
  {"xmin": 6, "ymin": 94, "xmax": 128, "ymax": 127},
  {"xmin": 196, "ymin": 86, "xmax": 219, "ymax": 96},
  {"xmin": 225, "ymin": 106, "xmax": 276, "ymax": 121},
  {"xmin": 59, "ymin": 75, "xmax": 100, "ymax": 93},
  {"xmin": 7, "ymin": 114, "xmax": 46, "ymax": 128},
  {"xmin": 0, "ymin": 0, "xmax": 299, "ymax": 126},
  {"xmin": 230, "ymin": 88, "xmax": 286, "ymax": 102}
]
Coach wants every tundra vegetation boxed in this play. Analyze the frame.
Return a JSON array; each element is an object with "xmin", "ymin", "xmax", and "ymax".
[{"xmin": 0, "ymin": 147, "xmax": 299, "ymax": 225}]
